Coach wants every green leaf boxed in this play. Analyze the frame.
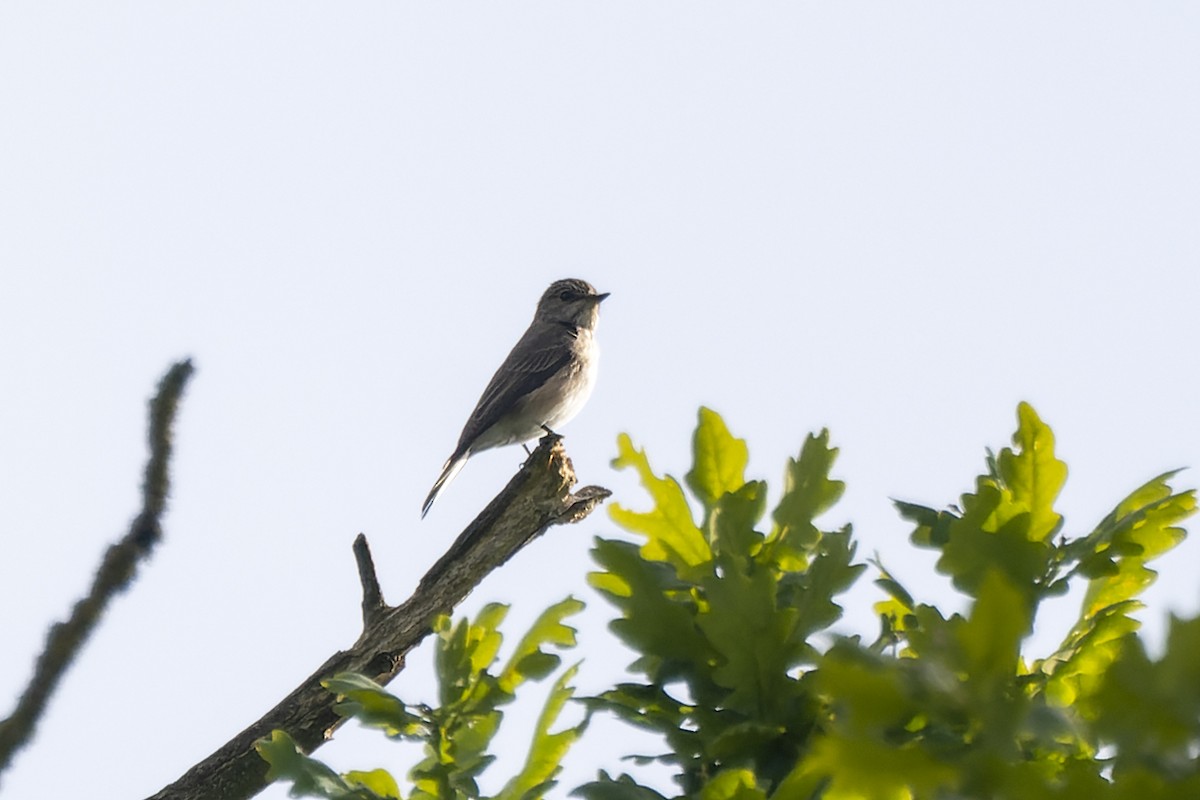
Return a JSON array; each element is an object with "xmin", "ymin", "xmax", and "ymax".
[
  {"xmin": 800, "ymin": 730, "xmax": 958, "ymax": 800},
  {"xmin": 997, "ymin": 402, "xmax": 1067, "ymax": 544},
  {"xmin": 957, "ymin": 570, "xmax": 1030, "ymax": 681},
  {"xmin": 572, "ymin": 772, "xmax": 671, "ymax": 800},
  {"xmin": 498, "ymin": 597, "xmax": 584, "ymax": 694},
  {"xmin": 436, "ymin": 603, "xmax": 509, "ymax": 706},
  {"xmin": 257, "ymin": 730, "xmax": 378, "ymax": 799},
  {"xmin": 589, "ymin": 538, "xmax": 714, "ymax": 679},
  {"xmin": 497, "ymin": 664, "xmax": 586, "ymax": 800},
  {"xmin": 709, "ymin": 481, "xmax": 767, "ymax": 566},
  {"xmin": 905, "ymin": 406, "xmax": 1071, "ymax": 603},
  {"xmin": 579, "ymin": 683, "xmax": 693, "ymax": 761},
  {"xmin": 696, "ymin": 563, "xmax": 803, "ymax": 716},
  {"xmin": 894, "ymin": 500, "xmax": 953, "ymax": 548},
  {"xmin": 936, "ymin": 481, "xmax": 1051, "ymax": 599},
  {"xmin": 698, "ymin": 768, "xmax": 767, "ymax": 800},
  {"xmin": 1076, "ymin": 552, "xmax": 1119, "ymax": 579},
  {"xmin": 870, "ymin": 557, "xmax": 915, "ymax": 611},
  {"xmin": 1081, "ymin": 470, "xmax": 1184, "ymax": 546},
  {"xmin": 345, "ymin": 770, "xmax": 401, "ymax": 800},
  {"xmin": 1041, "ymin": 601, "xmax": 1142, "ymax": 707},
  {"xmin": 611, "ymin": 433, "xmax": 711, "ymax": 568},
  {"xmin": 1079, "ymin": 482, "xmax": 1194, "ymax": 618},
  {"xmin": 323, "ymin": 673, "xmax": 427, "ymax": 739},
  {"xmin": 1089, "ymin": 614, "xmax": 1200, "ymax": 770},
  {"xmin": 588, "ymin": 406, "xmax": 1196, "ymax": 800},
  {"xmin": 708, "ymin": 721, "xmax": 787, "ymax": 762},
  {"xmin": 783, "ymin": 526, "xmax": 865, "ymax": 646},
  {"xmin": 686, "ymin": 407, "xmax": 749, "ymax": 512},
  {"xmin": 413, "ymin": 597, "xmax": 585, "ymax": 800},
  {"xmin": 814, "ymin": 643, "xmax": 915, "ymax": 730},
  {"xmin": 768, "ymin": 429, "xmax": 844, "ymax": 562},
  {"xmin": 1041, "ymin": 474, "xmax": 1197, "ymax": 710}
]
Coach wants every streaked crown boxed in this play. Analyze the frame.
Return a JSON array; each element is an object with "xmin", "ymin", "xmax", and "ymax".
[{"xmin": 534, "ymin": 278, "xmax": 609, "ymax": 328}]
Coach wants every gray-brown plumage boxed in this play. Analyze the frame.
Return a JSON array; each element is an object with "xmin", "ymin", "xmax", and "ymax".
[{"xmin": 422, "ymin": 278, "xmax": 609, "ymax": 518}]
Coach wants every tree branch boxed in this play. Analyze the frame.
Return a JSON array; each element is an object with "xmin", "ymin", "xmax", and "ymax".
[
  {"xmin": 353, "ymin": 534, "xmax": 387, "ymax": 630},
  {"xmin": 0, "ymin": 359, "xmax": 195, "ymax": 778},
  {"xmin": 146, "ymin": 432, "xmax": 610, "ymax": 800}
]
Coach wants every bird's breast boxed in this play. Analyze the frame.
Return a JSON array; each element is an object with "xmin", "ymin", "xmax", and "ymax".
[
  {"xmin": 471, "ymin": 329, "xmax": 600, "ymax": 451},
  {"xmin": 517, "ymin": 331, "xmax": 597, "ymax": 433}
]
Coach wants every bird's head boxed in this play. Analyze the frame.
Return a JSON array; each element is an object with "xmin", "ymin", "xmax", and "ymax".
[{"xmin": 535, "ymin": 278, "xmax": 610, "ymax": 329}]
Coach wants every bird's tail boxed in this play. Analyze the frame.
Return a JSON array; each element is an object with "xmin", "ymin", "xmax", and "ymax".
[{"xmin": 421, "ymin": 451, "xmax": 470, "ymax": 518}]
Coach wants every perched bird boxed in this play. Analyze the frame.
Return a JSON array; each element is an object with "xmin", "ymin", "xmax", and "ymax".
[{"xmin": 422, "ymin": 278, "xmax": 609, "ymax": 517}]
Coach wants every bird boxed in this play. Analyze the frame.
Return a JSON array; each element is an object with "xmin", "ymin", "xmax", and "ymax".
[{"xmin": 421, "ymin": 278, "xmax": 609, "ymax": 517}]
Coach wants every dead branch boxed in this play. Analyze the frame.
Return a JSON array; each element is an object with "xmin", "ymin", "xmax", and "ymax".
[
  {"xmin": 0, "ymin": 359, "xmax": 195, "ymax": 777},
  {"xmin": 146, "ymin": 433, "xmax": 609, "ymax": 800}
]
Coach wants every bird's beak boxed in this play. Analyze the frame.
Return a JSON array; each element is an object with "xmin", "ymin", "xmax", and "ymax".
[{"xmin": 594, "ymin": 292, "xmax": 611, "ymax": 303}]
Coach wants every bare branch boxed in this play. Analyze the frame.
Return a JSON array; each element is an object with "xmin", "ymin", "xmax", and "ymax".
[
  {"xmin": 353, "ymin": 533, "xmax": 386, "ymax": 630},
  {"xmin": 0, "ymin": 359, "xmax": 195, "ymax": 778},
  {"xmin": 146, "ymin": 433, "xmax": 610, "ymax": 800}
]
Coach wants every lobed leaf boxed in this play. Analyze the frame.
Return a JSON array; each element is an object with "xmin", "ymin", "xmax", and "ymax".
[
  {"xmin": 936, "ymin": 481, "xmax": 1052, "ymax": 600},
  {"xmin": 324, "ymin": 673, "xmax": 426, "ymax": 739},
  {"xmin": 1080, "ymin": 484, "xmax": 1194, "ymax": 618},
  {"xmin": 997, "ymin": 402, "xmax": 1067, "ymax": 544},
  {"xmin": 685, "ymin": 407, "xmax": 750, "ymax": 513},
  {"xmin": 695, "ymin": 563, "xmax": 802, "ymax": 716},
  {"xmin": 345, "ymin": 771, "xmax": 401, "ymax": 800},
  {"xmin": 498, "ymin": 597, "xmax": 583, "ymax": 694},
  {"xmin": 257, "ymin": 730, "xmax": 384, "ymax": 799},
  {"xmin": 611, "ymin": 433, "xmax": 711, "ymax": 568},
  {"xmin": 709, "ymin": 481, "xmax": 767, "ymax": 567},
  {"xmin": 768, "ymin": 430, "xmax": 844, "ymax": 561},
  {"xmin": 496, "ymin": 664, "xmax": 585, "ymax": 800},
  {"xmin": 782, "ymin": 526, "xmax": 865, "ymax": 647},
  {"xmin": 1041, "ymin": 600, "xmax": 1142, "ymax": 708},
  {"xmin": 435, "ymin": 604, "xmax": 508, "ymax": 707},
  {"xmin": 589, "ymin": 538, "xmax": 714, "ymax": 679}
]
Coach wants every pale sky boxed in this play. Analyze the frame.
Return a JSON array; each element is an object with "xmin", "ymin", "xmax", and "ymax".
[{"xmin": 2, "ymin": 4, "xmax": 1198, "ymax": 799}]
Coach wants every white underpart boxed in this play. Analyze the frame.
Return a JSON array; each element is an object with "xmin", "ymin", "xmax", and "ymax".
[{"xmin": 473, "ymin": 328, "xmax": 600, "ymax": 452}]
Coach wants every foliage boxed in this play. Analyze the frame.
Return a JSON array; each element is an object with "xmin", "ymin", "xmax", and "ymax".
[
  {"xmin": 258, "ymin": 598, "xmax": 586, "ymax": 800},
  {"xmin": 581, "ymin": 404, "xmax": 1198, "ymax": 799},
  {"xmin": 261, "ymin": 404, "xmax": 1197, "ymax": 800}
]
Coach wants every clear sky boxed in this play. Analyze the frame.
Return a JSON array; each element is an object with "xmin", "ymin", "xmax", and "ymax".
[{"xmin": 2, "ymin": 4, "xmax": 1198, "ymax": 798}]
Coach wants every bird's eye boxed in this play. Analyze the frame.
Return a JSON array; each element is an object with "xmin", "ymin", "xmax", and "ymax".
[{"xmin": 559, "ymin": 290, "xmax": 574, "ymax": 301}]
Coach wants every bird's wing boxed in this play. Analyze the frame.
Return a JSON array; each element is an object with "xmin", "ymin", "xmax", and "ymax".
[{"xmin": 451, "ymin": 324, "xmax": 573, "ymax": 455}]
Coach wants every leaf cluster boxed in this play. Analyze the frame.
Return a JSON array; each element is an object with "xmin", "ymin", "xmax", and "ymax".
[
  {"xmin": 584, "ymin": 404, "xmax": 1198, "ymax": 799},
  {"xmin": 258, "ymin": 598, "xmax": 586, "ymax": 800},
  {"xmin": 258, "ymin": 403, "xmax": 1198, "ymax": 800},
  {"xmin": 581, "ymin": 408, "xmax": 865, "ymax": 798},
  {"xmin": 855, "ymin": 402, "xmax": 1199, "ymax": 799}
]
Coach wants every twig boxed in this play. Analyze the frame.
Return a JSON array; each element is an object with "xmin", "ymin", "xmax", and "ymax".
[
  {"xmin": 353, "ymin": 534, "xmax": 386, "ymax": 629},
  {"xmin": 0, "ymin": 359, "xmax": 195, "ymax": 778},
  {"xmin": 145, "ymin": 433, "xmax": 610, "ymax": 800}
]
